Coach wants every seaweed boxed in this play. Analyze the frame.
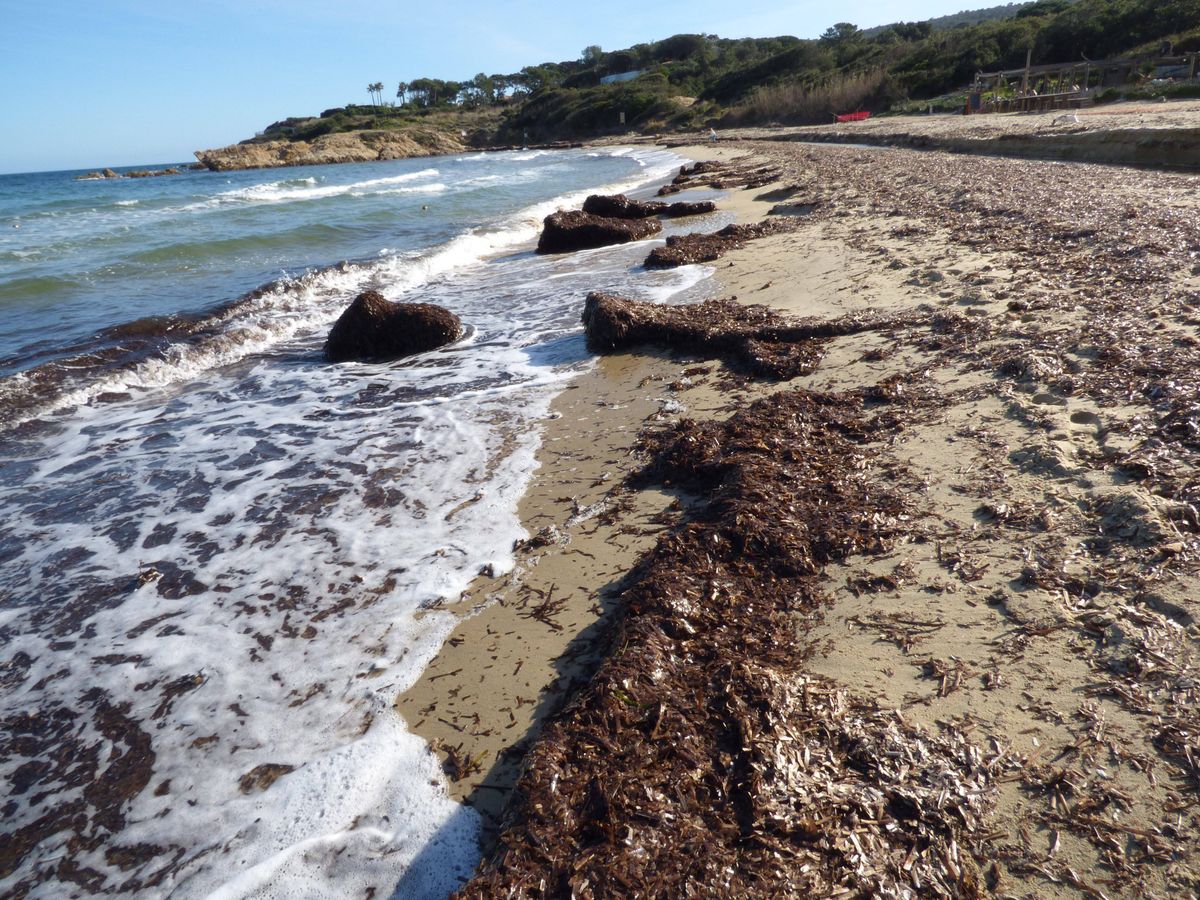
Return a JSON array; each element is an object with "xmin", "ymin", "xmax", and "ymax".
[
  {"xmin": 656, "ymin": 160, "xmax": 783, "ymax": 196},
  {"xmin": 645, "ymin": 219, "xmax": 804, "ymax": 269},
  {"xmin": 459, "ymin": 389, "xmax": 1013, "ymax": 897},
  {"xmin": 582, "ymin": 292, "xmax": 909, "ymax": 380}
]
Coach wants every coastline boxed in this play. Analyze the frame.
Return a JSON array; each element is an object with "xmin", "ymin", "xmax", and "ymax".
[
  {"xmin": 675, "ymin": 98, "xmax": 1200, "ymax": 171},
  {"xmin": 396, "ymin": 143, "xmax": 769, "ymax": 837},
  {"xmin": 0, "ymin": 147, "xmax": 700, "ymax": 896},
  {"xmin": 407, "ymin": 136, "xmax": 1200, "ymax": 896},
  {"xmin": 196, "ymin": 98, "xmax": 1200, "ymax": 173}
]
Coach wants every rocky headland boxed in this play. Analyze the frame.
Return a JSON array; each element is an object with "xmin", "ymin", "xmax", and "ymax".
[{"xmin": 194, "ymin": 128, "xmax": 467, "ymax": 172}]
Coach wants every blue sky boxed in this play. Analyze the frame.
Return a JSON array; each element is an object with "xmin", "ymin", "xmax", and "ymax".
[{"xmin": 2, "ymin": 0, "xmax": 992, "ymax": 174}]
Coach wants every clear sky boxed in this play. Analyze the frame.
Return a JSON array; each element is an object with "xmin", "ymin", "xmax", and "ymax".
[{"xmin": 1, "ymin": 0, "xmax": 990, "ymax": 174}]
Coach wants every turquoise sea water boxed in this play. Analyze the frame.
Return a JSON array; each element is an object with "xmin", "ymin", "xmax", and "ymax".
[{"xmin": 0, "ymin": 149, "xmax": 725, "ymax": 897}]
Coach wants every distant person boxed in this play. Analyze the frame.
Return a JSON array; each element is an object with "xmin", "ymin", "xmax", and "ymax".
[{"xmin": 709, "ymin": 128, "xmax": 718, "ymax": 142}]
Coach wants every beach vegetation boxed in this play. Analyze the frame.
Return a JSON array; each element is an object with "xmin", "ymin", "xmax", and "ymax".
[{"xmin": 237, "ymin": 0, "xmax": 1200, "ymax": 148}]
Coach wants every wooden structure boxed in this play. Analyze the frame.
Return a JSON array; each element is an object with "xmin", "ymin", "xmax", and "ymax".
[{"xmin": 972, "ymin": 52, "xmax": 1200, "ymax": 114}]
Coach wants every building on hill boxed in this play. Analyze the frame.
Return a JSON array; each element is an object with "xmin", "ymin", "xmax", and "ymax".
[{"xmin": 600, "ymin": 70, "xmax": 645, "ymax": 85}]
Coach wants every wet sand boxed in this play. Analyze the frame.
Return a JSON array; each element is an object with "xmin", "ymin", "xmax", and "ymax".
[
  {"xmin": 396, "ymin": 145, "xmax": 766, "ymax": 836},
  {"xmin": 403, "ymin": 136, "xmax": 1200, "ymax": 896}
]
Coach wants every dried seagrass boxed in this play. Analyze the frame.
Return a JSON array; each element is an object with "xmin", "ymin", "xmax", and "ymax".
[
  {"xmin": 656, "ymin": 160, "xmax": 783, "ymax": 196},
  {"xmin": 458, "ymin": 390, "xmax": 1013, "ymax": 898},
  {"xmin": 582, "ymin": 292, "xmax": 910, "ymax": 380},
  {"xmin": 645, "ymin": 219, "xmax": 802, "ymax": 269},
  {"xmin": 467, "ymin": 139, "xmax": 1200, "ymax": 898},
  {"xmin": 582, "ymin": 193, "xmax": 716, "ymax": 220}
]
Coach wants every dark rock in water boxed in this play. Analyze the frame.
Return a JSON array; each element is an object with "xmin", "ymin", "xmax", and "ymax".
[
  {"xmin": 76, "ymin": 166, "xmax": 181, "ymax": 181},
  {"xmin": 536, "ymin": 210, "xmax": 662, "ymax": 254},
  {"xmin": 582, "ymin": 193, "xmax": 667, "ymax": 219},
  {"xmin": 325, "ymin": 290, "xmax": 463, "ymax": 362},
  {"xmin": 582, "ymin": 292, "xmax": 645, "ymax": 352},
  {"xmin": 77, "ymin": 168, "xmax": 120, "ymax": 180}
]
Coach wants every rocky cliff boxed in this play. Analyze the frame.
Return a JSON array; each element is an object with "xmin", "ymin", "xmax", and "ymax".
[{"xmin": 194, "ymin": 128, "xmax": 467, "ymax": 171}]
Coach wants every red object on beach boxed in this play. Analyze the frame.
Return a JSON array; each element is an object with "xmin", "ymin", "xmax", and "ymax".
[{"xmin": 834, "ymin": 111, "xmax": 871, "ymax": 122}]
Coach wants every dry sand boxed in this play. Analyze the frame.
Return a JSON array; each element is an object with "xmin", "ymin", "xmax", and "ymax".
[
  {"xmin": 665, "ymin": 98, "xmax": 1200, "ymax": 170},
  {"xmin": 719, "ymin": 98, "xmax": 1200, "ymax": 144},
  {"xmin": 402, "ymin": 132, "xmax": 1200, "ymax": 896}
]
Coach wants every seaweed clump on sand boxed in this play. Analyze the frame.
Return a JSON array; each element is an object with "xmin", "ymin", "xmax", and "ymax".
[
  {"xmin": 656, "ymin": 160, "xmax": 782, "ymax": 196},
  {"xmin": 645, "ymin": 219, "xmax": 802, "ymax": 269},
  {"xmin": 582, "ymin": 292, "xmax": 907, "ymax": 379},
  {"xmin": 582, "ymin": 193, "xmax": 716, "ymax": 220},
  {"xmin": 457, "ymin": 389, "xmax": 1014, "ymax": 898}
]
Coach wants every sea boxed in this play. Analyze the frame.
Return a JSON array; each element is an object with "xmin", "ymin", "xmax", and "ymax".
[{"xmin": 0, "ymin": 148, "xmax": 725, "ymax": 897}]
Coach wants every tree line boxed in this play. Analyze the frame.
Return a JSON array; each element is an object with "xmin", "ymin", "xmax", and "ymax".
[
  {"xmin": 328, "ymin": 0, "xmax": 1200, "ymax": 139},
  {"xmin": 363, "ymin": 33, "xmax": 804, "ymax": 112}
]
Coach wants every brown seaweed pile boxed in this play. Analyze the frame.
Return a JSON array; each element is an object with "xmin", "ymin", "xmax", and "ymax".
[
  {"xmin": 581, "ymin": 194, "xmax": 716, "ymax": 220},
  {"xmin": 461, "ymin": 140, "xmax": 1200, "ymax": 897},
  {"xmin": 656, "ymin": 160, "xmax": 782, "ymax": 196},
  {"xmin": 720, "ymin": 140, "xmax": 1200, "ymax": 894},
  {"xmin": 645, "ymin": 219, "xmax": 803, "ymax": 269},
  {"xmin": 582, "ymin": 292, "xmax": 908, "ymax": 379},
  {"xmin": 537, "ymin": 210, "xmax": 663, "ymax": 254},
  {"xmin": 459, "ymin": 389, "xmax": 1014, "ymax": 897}
]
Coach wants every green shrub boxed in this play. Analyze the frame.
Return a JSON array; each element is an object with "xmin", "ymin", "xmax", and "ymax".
[{"xmin": 1161, "ymin": 82, "xmax": 1200, "ymax": 99}]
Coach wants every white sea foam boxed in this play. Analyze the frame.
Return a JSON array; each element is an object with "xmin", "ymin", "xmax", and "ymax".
[
  {"xmin": 505, "ymin": 149, "xmax": 552, "ymax": 162},
  {"xmin": 8, "ymin": 147, "xmax": 680, "ymax": 424},
  {"xmin": 366, "ymin": 182, "xmax": 448, "ymax": 197},
  {"xmin": 211, "ymin": 168, "xmax": 441, "ymax": 206},
  {"xmin": 0, "ymin": 360, "xmax": 544, "ymax": 895},
  {"xmin": 0, "ymin": 145, "xmax": 713, "ymax": 898}
]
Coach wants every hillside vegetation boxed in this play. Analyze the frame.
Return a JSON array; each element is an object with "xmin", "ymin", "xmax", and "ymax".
[{"xmin": 246, "ymin": 0, "xmax": 1200, "ymax": 147}]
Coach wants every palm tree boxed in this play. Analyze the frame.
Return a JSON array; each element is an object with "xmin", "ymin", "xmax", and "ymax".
[
  {"xmin": 367, "ymin": 82, "xmax": 385, "ymax": 109},
  {"xmin": 396, "ymin": 81, "xmax": 409, "ymax": 105}
]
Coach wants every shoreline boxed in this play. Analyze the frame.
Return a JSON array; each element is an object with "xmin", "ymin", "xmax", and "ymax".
[
  {"xmin": 193, "ymin": 98, "xmax": 1200, "ymax": 173},
  {"xmin": 396, "ymin": 143, "xmax": 761, "ymax": 839},
  {"xmin": 410, "ymin": 136, "xmax": 1200, "ymax": 896},
  {"xmin": 695, "ymin": 97, "xmax": 1200, "ymax": 171}
]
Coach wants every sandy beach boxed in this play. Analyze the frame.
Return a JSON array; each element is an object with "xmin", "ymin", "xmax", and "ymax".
[
  {"xmin": 694, "ymin": 98, "xmax": 1200, "ymax": 169},
  {"xmin": 397, "ymin": 121, "xmax": 1200, "ymax": 897}
]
